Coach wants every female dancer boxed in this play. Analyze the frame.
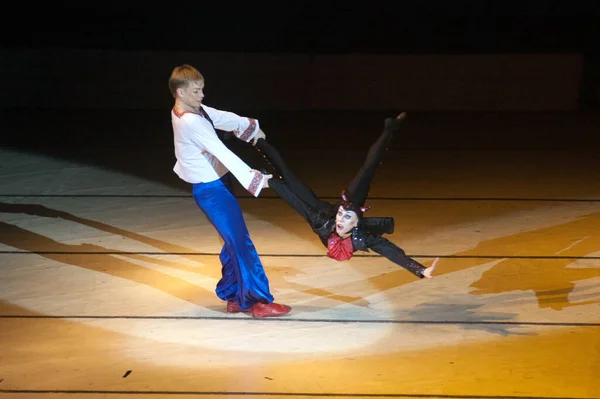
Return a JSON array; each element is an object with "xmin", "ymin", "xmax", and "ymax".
[{"xmin": 255, "ymin": 113, "xmax": 438, "ymax": 279}]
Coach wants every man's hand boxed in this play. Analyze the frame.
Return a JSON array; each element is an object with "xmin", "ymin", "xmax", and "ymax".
[
  {"xmin": 422, "ymin": 257, "xmax": 439, "ymax": 279},
  {"xmin": 262, "ymin": 173, "xmax": 273, "ymax": 188},
  {"xmin": 252, "ymin": 129, "xmax": 266, "ymax": 146}
]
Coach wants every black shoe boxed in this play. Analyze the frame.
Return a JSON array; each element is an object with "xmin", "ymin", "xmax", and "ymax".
[{"xmin": 384, "ymin": 112, "xmax": 407, "ymax": 133}]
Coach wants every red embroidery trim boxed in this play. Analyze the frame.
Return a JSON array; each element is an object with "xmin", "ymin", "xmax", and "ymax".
[
  {"xmin": 172, "ymin": 108, "xmax": 200, "ymax": 118},
  {"xmin": 239, "ymin": 118, "xmax": 257, "ymax": 141},
  {"xmin": 248, "ymin": 170, "xmax": 262, "ymax": 196}
]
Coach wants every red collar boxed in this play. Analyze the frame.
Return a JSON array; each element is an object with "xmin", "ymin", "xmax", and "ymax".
[{"xmin": 327, "ymin": 233, "xmax": 354, "ymax": 261}]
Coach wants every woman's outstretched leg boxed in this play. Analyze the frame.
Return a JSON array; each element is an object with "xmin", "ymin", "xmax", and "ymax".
[
  {"xmin": 345, "ymin": 113, "xmax": 406, "ymax": 206},
  {"xmin": 256, "ymin": 138, "xmax": 329, "ymax": 210}
]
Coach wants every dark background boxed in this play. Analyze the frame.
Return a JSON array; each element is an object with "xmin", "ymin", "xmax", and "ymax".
[
  {"xmin": 1, "ymin": 1, "xmax": 599, "ymax": 153},
  {"xmin": 3, "ymin": 1, "xmax": 598, "ymax": 54}
]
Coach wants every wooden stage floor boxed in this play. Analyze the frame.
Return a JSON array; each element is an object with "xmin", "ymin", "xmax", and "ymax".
[{"xmin": 1, "ymin": 111, "xmax": 599, "ymax": 398}]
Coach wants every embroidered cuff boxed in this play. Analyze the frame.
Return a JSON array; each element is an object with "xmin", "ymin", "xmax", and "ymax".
[
  {"xmin": 248, "ymin": 170, "xmax": 264, "ymax": 197},
  {"xmin": 238, "ymin": 118, "xmax": 258, "ymax": 142}
]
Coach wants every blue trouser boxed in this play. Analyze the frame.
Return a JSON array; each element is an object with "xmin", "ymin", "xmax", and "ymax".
[{"xmin": 192, "ymin": 174, "xmax": 274, "ymax": 310}]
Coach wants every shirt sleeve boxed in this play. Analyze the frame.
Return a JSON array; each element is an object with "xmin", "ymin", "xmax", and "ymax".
[
  {"xmin": 202, "ymin": 105, "xmax": 260, "ymax": 143},
  {"xmin": 183, "ymin": 116, "xmax": 267, "ymax": 197},
  {"xmin": 365, "ymin": 236, "xmax": 426, "ymax": 278}
]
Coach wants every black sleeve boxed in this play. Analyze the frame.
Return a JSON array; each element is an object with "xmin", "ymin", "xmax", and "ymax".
[{"xmin": 365, "ymin": 235, "xmax": 425, "ymax": 278}]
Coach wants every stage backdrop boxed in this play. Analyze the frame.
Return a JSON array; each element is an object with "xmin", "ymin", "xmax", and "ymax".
[{"xmin": 0, "ymin": 50, "xmax": 583, "ymax": 111}]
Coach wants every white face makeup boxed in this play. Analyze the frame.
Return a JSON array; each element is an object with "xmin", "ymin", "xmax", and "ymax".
[{"xmin": 335, "ymin": 205, "xmax": 359, "ymax": 237}]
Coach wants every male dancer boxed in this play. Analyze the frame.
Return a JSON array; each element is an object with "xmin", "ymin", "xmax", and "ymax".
[{"xmin": 169, "ymin": 64, "xmax": 291, "ymax": 317}]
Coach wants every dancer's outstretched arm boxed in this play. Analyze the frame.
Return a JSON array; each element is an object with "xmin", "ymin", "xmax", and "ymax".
[{"xmin": 366, "ymin": 235, "xmax": 438, "ymax": 279}]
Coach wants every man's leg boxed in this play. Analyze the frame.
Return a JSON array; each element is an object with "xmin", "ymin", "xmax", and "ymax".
[
  {"xmin": 216, "ymin": 173, "xmax": 251, "ymax": 313},
  {"xmin": 214, "ymin": 247, "xmax": 248, "ymax": 313},
  {"xmin": 192, "ymin": 177, "xmax": 291, "ymax": 316}
]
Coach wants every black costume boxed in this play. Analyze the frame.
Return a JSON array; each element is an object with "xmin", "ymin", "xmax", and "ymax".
[{"xmin": 255, "ymin": 116, "xmax": 427, "ymax": 278}]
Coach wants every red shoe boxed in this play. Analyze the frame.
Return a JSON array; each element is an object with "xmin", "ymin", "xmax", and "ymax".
[
  {"xmin": 226, "ymin": 300, "xmax": 250, "ymax": 313},
  {"xmin": 251, "ymin": 302, "xmax": 292, "ymax": 318}
]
